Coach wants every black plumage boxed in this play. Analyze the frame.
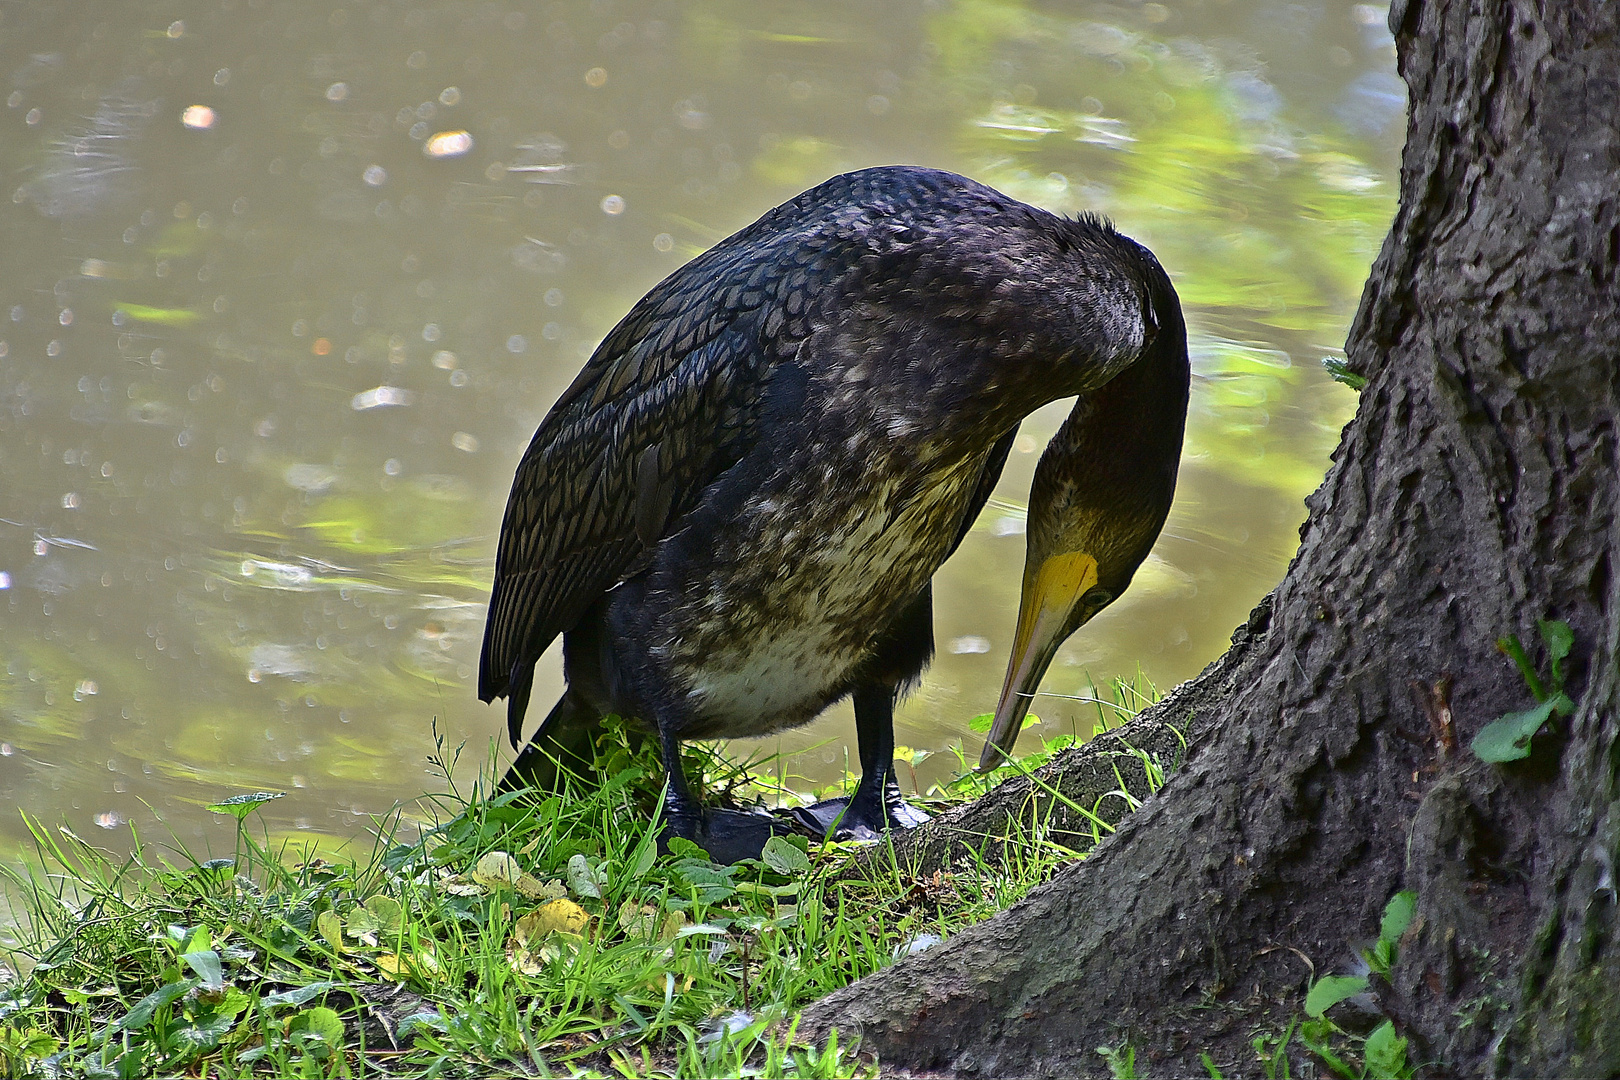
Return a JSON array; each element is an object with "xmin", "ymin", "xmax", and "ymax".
[{"xmin": 480, "ymin": 165, "xmax": 1186, "ymax": 856}]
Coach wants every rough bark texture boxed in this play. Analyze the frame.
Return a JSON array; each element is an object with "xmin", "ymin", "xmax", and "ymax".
[{"xmin": 800, "ymin": 1, "xmax": 1620, "ymax": 1075}]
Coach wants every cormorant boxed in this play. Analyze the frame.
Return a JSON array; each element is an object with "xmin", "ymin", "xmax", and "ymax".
[{"xmin": 480, "ymin": 165, "xmax": 1188, "ymax": 859}]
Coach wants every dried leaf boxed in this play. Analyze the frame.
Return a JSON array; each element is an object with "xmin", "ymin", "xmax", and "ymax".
[
  {"xmin": 506, "ymin": 899, "xmax": 590, "ymax": 975},
  {"xmin": 618, "ymin": 900, "xmax": 660, "ymax": 941},
  {"xmin": 439, "ymin": 875, "xmax": 486, "ymax": 897},
  {"xmin": 514, "ymin": 898, "xmax": 590, "ymax": 943},
  {"xmin": 473, "ymin": 851, "xmax": 522, "ymax": 888},
  {"xmin": 660, "ymin": 910, "xmax": 689, "ymax": 942},
  {"xmin": 516, "ymin": 874, "xmax": 567, "ymax": 901}
]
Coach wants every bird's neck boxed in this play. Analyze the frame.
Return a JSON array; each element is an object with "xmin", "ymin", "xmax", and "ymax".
[
  {"xmin": 1034, "ymin": 290, "xmax": 1190, "ymax": 580},
  {"xmin": 1075, "ymin": 298, "xmax": 1190, "ymax": 474}
]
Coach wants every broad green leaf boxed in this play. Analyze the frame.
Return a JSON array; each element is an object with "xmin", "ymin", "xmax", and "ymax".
[
  {"xmin": 1368, "ymin": 937, "xmax": 1393, "ymax": 977},
  {"xmin": 110, "ymin": 978, "xmax": 196, "ymax": 1033},
  {"xmin": 1363, "ymin": 1020, "xmax": 1409, "ymax": 1079},
  {"xmin": 629, "ymin": 837, "xmax": 658, "ymax": 881},
  {"xmin": 171, "ymin": 1009, "xmax": 237, "ymax": 1055},
  {"xmin": 968, "ymin": 712, "xmax": 994, "ymax": 733},
  {"xmin": 364, "ymin": 894, "xmax": 403, "ymax": 933},
  {"xmin": 1322, "ymin": 356, "xmax": 1366, "ymax": 390},
  {"xmin": 567, "ymin": 853, "xmax": 606, "ymax": 899},
  {"xmin": 666, "ymin": 836, "xmax": 708, "ymax": 860},
  {"xmin": 287, "ymin": 1006, "xmax": 344, "ymax": 1053},
  {"xmin": 261, "ymin": 981, "xmax": 336, "ymax": 1009},
  {"xmin": 1539, "ymin": 619, "xmax": 1574, "ymax": 691},
  {"xmin": 206, "ymin": 791, "xmax": 285, "ymax": 820},
  {"xmin": 181, "ymin": 948, "xmax": 224, "ymax": 991},
  {"xmin": 314, "ymin": 910, "xmax": 345, "ymax": 950},
  {"xmin": 673, "ymin": 922, "xmax": 731, "ymax": 938},
  {"xmin": 1303, "ymin": 975, "xmax": 1368, "ymax": 1018},
  {"xmin": 761, "ymin": 835, "xmax": 811, "ymax": 876},
  {"xmin": 1471, "ymin": 698, "xmax": 1560, "ymax": 763},
  {"xmin": 1380, "ymin": 890, "xmax": 1417, "ymax": 945}
]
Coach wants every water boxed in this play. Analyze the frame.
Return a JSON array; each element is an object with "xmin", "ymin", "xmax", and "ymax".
[{"xmin": 0, "ymin": 0, "xmax": 1401, "ymax": 859}]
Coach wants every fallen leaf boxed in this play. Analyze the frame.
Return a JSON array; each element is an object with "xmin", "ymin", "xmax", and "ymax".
[
  {"xmin": 514, "ymin": 899, "xmax": 590, "ymax": 942},
  {"xmin": 506, "ymin": 899, "xmax": 590, "ymax": 975},
  {"xmin": 473, "ymin": 851, "xmax": 522, "ymax": 888},
  {"xmin": 516, "ymin": 875, "xmax": 567, "ymax": 901},
  {"xmin": 618, "ymin": 901, "xmax": 660, "ymax": 941},
  {"xmin": 567, "ymin": 853, "xmax": 606, "ymax": 899},
  {"xmin": 439, "ymin": 875, "xmax": 486, "ymax": 897},
  {"xmin": 315, "ymin": 910, "xmax": 345, "ymax": 951}
]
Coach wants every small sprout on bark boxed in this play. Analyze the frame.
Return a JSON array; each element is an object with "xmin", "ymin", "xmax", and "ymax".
[
  {"xmin": 1322, "ymin": 356, "xmax": 1366, "ymax": 390},
  {"xmin": 1472, "ymin": 620, "xmax": 1576, "ymax": 763}
]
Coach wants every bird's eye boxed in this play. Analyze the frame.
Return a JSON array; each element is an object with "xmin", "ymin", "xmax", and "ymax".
[{"xmin": 1083, "ymin": 587, "xmax": 1113, "ymax": 614}]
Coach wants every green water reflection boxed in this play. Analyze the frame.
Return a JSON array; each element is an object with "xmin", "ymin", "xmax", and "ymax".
[{"xmin": 0, "ymin": 0, "xmax": 1399, "ymax": 859}]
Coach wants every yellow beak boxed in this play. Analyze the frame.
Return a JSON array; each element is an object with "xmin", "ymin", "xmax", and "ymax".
[{"xmin": 978, "ymin": 551, "xmax": 1099, "ymax": 770}]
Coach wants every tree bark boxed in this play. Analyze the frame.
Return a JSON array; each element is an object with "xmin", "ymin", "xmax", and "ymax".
[{"xmin": 800, "ymin": 1, "xmax": 1620, "ymax": 1075}]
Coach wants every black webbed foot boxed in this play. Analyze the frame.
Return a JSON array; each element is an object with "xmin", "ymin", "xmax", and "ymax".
[
  {"xmin": 658, "ymin": 805, "xmax": 795, "ymax": 864},
  {"xmin": 789, "ymin": 782, "xmax": 929, "ymax": 841}
]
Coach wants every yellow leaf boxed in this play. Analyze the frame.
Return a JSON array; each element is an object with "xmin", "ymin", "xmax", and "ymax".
[
  {"xmin": 374, "ymin": 953, "xmax": 409, "ymax": 979},
  {"xmin": 660, "ymin": 911, "xmax": 690, "ymax": 942},
  {"xmin": 315, "ymin": 910, "xmax": 345, "ymax": 951},
  {"xmin": 513, "ymin": 899, "xmax": 590, "ymax": 943},
  {"xmin": 507, "ymin": 945, "xmax": 546, "ymax": 976},
  {"xmin": 505, "ymin": 900, "xmax": 596, "ymax": 977},
  {"xmin": 473, "ymin": 851, "xmax": 522, "ymax": 888},
  {"xmin": 505, "ymin": 899, "xmax": 590, "ymax": 975}
]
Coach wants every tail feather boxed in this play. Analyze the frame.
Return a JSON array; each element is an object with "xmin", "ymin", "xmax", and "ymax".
[
  {"xmin": 498, "ymin": 688, "xmax": 603, "ymax": 794},
  {"xmin": 506, "ymin": 659, "xmax": 535, "ymax": 748}
]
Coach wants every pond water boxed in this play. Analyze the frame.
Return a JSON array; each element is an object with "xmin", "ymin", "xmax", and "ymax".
[{"xmin": 0, "ymin": 0, "xmax": 1401, "ymax": 860}]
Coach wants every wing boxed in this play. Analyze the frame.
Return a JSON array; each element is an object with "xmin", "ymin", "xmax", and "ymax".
[{"xmin": 480, "ymin": 169, "xmax": 989, "ymax": 730}]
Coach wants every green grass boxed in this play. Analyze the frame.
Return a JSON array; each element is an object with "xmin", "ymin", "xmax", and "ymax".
[{"xmin": 0, "ymin": 683, "xmax": 1172, "ymax": 1078}]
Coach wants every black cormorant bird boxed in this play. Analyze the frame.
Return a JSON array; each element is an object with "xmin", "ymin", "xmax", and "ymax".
[{"xmin": 480, "ymin": 166, "xmax": 1188, "ymax": 858}]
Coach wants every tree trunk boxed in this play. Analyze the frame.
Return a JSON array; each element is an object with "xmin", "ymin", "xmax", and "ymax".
[{"xmin": 800, "ymin": 1, "xmax": 1620, "ymax": 1075}]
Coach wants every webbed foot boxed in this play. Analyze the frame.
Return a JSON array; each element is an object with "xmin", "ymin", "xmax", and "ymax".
[
  {"xmin": 659, "ymin": 806, "xmax": 796, "ymax": 864},
  {"xmin": 789, "ymin": 783, "xmax": 929, "ymax": 841}
]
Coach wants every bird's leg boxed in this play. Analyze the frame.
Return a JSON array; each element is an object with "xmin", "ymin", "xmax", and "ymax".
[
  {"xmin": 838, "ymin": 682, "xmax": 900, "ymax": 839},
  {"xmin": 657, "ymin": 719, "xmax": 788, "ymax": 863},
  {"xmin": 790, "ymin": 682, "xmax": 929, "ymax": 840},
  {"xmin": 655, "ymin": 722, "xmax": 705, "ymax": 841},
  {"xmin": 852, "ymin": 682, "xmax": 930, "ymax": 833}
]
